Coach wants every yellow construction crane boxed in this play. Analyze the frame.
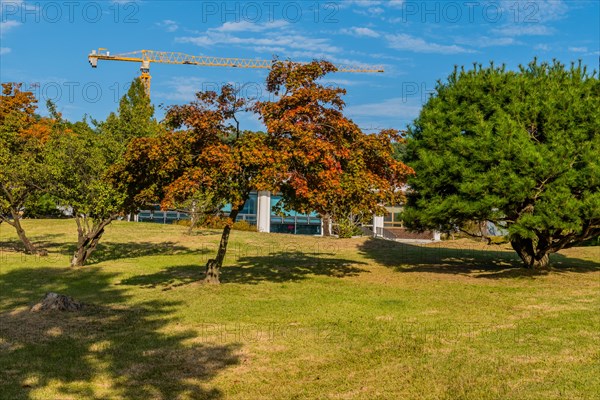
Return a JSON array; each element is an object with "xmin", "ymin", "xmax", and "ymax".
[{"xmin": 88, "ymin": 48, "xmax": 384, "ymax": 96}]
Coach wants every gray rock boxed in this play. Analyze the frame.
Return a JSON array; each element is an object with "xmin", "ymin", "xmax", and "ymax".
[{"xmin": 30, "ymin": 292, "xmax": 84, "ymax": 312}]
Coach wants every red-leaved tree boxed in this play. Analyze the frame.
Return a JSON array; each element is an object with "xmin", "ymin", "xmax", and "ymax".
[
  {"xmin": 255, "ymin": 60, "xmax": 413, "ymax": 237},
  {"xmin": 0, "ymin": 83, "xmax": 53, "ymax": 255},
  {"xmin": 112, "ymin": 85, "xmax": 273, "ymax": 283},
  {"xmin": 113, "ymin": 60, "xmax": 412, "ymax": 283}
]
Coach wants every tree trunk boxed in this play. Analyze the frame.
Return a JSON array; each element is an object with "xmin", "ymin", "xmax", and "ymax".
[
  {"xmin": 71, "ymin": 228, "xmax": 106, "ymax": 267},
  {"xmin": 322, "ymin": 214, "xmax": 332, "ymax": 236},
  {"xmin": 204, "ymin": 259, "xmax": 220, "ymax": 284},
  {"xmin": 8, "ymin": 209, "xmax": 47, "ymax": 256},
  {"xmin": 71, "ymin": 246, "xmax": 86, "ymax": 268},
  {"xmin": 188, "ymin": 201, "xmax": 198, "ymax": 235},
  {"xmin": 187, "ymin": 219, "xmax": 195, "ymax": 235},
  {"xmin": 70, "ymin": 216, "xmax": 112, "ymax": 267},
  {"xmin": 203, "ymin": 208, "xmax": 240, "ymax": 284},
  {"xmin": 511, "ymin": 238, "xmax": 551, "ymax": 270}
]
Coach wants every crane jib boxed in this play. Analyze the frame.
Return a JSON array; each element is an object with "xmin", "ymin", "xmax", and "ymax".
[{"xmin": 87, "ymin": 48, "xmax": 384, "ymax": 96}]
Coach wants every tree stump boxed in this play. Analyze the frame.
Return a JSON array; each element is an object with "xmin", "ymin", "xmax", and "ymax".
[{"xmin": 30, "ymin": 292, "xmax": 84, "ymax": 312}]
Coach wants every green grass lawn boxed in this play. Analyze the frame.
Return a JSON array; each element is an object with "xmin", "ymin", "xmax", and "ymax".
[{"xmin": 1, "ymin": 220, "xmax": 599, "ymax": 399}]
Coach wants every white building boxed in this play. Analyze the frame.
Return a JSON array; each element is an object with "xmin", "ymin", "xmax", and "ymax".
[{"xmin": 137, "ymin": 191, "xmax": 440, "ymax": 241}]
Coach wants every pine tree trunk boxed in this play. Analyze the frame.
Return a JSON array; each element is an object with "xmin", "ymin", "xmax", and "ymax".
[
  {"xmin": 9, "ymin": 209, "xmax": 47, "ymax": 256},
  {"xmin": 203, "ymin": 208, "xmax": 239, "ymax": 284},
  {"xmin": 532, "ymin": 253, "xmax": 550, "ymax": 269},
  {"xmin": 511, "ymin": 238, "xmax": 551, "ymax": 270}
]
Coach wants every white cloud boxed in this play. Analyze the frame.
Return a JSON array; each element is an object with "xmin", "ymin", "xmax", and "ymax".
[
  {"xmin": 387, "ymin": 0, "xmax": 405, "ymax": 7},
  {"xmin": 536, "ymin": 0, "xmax": 568, "ymax": 21},
  {"xmin": 155, "ymin": 76, "xmax": 207, "ymax": 102},
  {"xmin": 345, "ymin": 0, "xmax": 382, "ymax": 7},
  {"xmin": 499, "ymin": 0, "xmax": 567, "ymax": 22},
  {"xmin": 346, "ymin": 97, "xmax": 422, "ymax": 120},
  {"xmin": 234, "ymin": 46, "xmax": 384, "ymax": 75},
  {"xmin": 0, "ymin": 20, "xmax": 20, "ymax": 36},
  {"xmin": 318, "ymin": 78, "xmax": 363, "ymax": 86},
  {"xmin": 156, "ymin": 19, "xmax": 178, "ymax": 32},
  {"xmin": 386, "ymin": 34, "xmax": 474, "ymax": 54},
  {"xmin": 0, "ymin": 20, "xmax": 20, "ymax": 29},
  {"xmin": 343, "ymin": 1, "xmax": 388, "ymax": 17},
  {"xmin": 354, "ymin": 7, "xmax": 384, "ymax": 17},
  {"xmin": 343, "ymin": 0, "xmax": 403, "ymax": 9},
  {"xmin": 0, "ymin": 47, "xmax": 11, "ymax": 55},
  {"xmin": 267, "ymin": 49, "xmax": 383, "ymax": 71},
  {"xmin": 534, "ymin": 43, "xmax": 550, "ymax": 51},
  {"xmin": 0, "ymin": 0, "xmax": 24, "ymax": 10},
  {"xmin": 568, "ymin": 46, "xmax": 588, "ymax": 53},
  {"xmin": 479, "ymin": 37, "xmax": 516, "ymax": 47},
  {"xmin": 340, "ymin": 27, "xmax": 380, "ymax": 38},
  {"xmin": 492, "ymin": 25, "xmax": 554, "ymax": 37},
  {"xmin": 177, "ymin": 33, "xmax": 341, "ymax": 55},
  {"xmin": 252, "ymin": 46, "xmax": 286, "ymax": 55},
  {"xmin": 175, "ymin": 20, "xmax": 343, "ymax": 57},
  {"xmin": 455, "ymin": 36, "xmax": 516, "ymax": 48},
  {"xmin": 213, "ymin": 20, "xmax": 288, "ymax": 33},
  {"xmin": 0, "ymin": 0, "xmax": 37, "ymax": 17}
]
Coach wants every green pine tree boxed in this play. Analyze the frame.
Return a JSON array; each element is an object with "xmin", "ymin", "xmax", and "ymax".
[{"xmin": 403, "ymin": 59, "xmax": 600, "ymax": 269}]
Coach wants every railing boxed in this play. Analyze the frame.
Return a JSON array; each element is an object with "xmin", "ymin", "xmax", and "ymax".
[
  {"xmin": 137, "ymin": 210, "xmax": 187, "ymax": 224},
  {"xmin": 136, "ymin": 209, "xmax": 259, "ymax": 225},
  {"xmin": 270, "ymin": 215, "xmax": 322, "ymax": 235}
]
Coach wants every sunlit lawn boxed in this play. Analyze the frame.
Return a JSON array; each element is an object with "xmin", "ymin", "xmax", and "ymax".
[{"xmin": 1, "ymin": 219, "xmax": 599, "ymax": 399}]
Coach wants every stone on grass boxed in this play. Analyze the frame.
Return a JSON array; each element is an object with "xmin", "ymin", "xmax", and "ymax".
[{"xmin": 30, "ymin": 292, "xmax": 84, "ymax": 312}]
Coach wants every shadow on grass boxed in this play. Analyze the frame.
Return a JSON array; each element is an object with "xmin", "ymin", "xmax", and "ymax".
[
  {"xmin": 1, "ymin": 240, "xmax": 202, "ymax": 267},
  {"xmin": 358, "ymin": 238, "xmax": 600, "ymax": 279},
  {"xmin": 86, "ymin": 241, "xmax": 201, "ymax": 264},
  {"xmin": 120, "ymin": 265, "xmax": 206, "ymax": 289},
  {"xmin": 1, "ymin": 223, "xmax": 203, "ymax": 265},
  {"xmin": 0, "ymin": 233, "xmax": 66, "ymax": 254},
  {"xmin": 0, "ymin": 267, "xmax": 240, "ymax": 400},
  {"xmin": 186, "ymin": 229, "xmax": 224, "ymax": 237},
  {"xmin": 223, "ymin": 251, "xmax": 368, "ymax": 284},
  {"xmin": 119, "ymin": 251, "xmax": 368, "ymax": 287}
]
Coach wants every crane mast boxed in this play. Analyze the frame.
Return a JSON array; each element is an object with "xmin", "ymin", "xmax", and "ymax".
[{"xmin": 88, "ymin": 48, "xmax": 384, "ymax": 96}]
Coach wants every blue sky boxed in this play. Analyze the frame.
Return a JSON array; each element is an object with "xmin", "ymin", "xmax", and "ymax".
[{"xmin": 1, "ymin": 0, "xmax": 598, "ymax": 131}]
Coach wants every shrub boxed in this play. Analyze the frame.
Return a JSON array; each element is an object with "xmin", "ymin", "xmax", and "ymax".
[
  {"xmin": 174, "ymin": 219, "xmax": 191, "ymax": 227},
  {"xmin": 333, "ymin": 218, "xmax": 363, "ymax": 238},
  {"xmin": 232, "ymin": 220, "xmax": 257, "ymax": 232}
]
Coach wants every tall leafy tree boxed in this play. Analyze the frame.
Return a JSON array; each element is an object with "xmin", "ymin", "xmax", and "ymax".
[
  {"xmin": 46, "ymin": 115, "xmax": 125, "ymax": 267},
  {"xmin": 403, "ymin": 59, "xmax": 600, "ymax": 269},
  {"xmin": 46, "ymin": 78, "xmax": 159, "ymax": 267},
  {"xmin": 255, "ymin": 60, "xmax": 413, "ymax": 237},
  {"xmin": 98, "ymin": 78, "xmax": 161, "ymax": 162},
  {"xmin": 112, "ymin": 85, "xmax": 272, "ymax": 283},
  {"xmin": 114, "ymin": 61, "xmax": 411, "ymax": 283},
  {"xmin": 0, "ymin": 83, "xmax": 52, "ymax": 255}
]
